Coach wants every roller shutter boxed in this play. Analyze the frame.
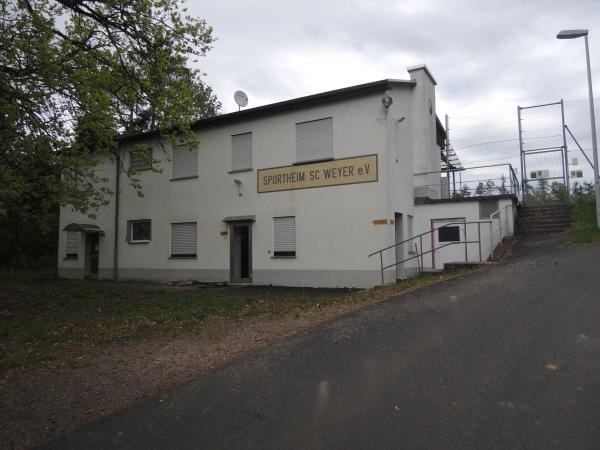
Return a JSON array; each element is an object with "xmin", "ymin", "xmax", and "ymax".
[
  {"xmin": 296, "ymin": 118, "xmax": 333, "ymax": 163},
  {"xmin": 171, "ymin": 222, "xmax": 197, "ymax": 257},
  {"xmin": 273, "ymin": 216, "xmax": 296, "ymax": 256},
  {"xmin": 231, "ymin": 132, "xmax": 252, "ymax": 171}
]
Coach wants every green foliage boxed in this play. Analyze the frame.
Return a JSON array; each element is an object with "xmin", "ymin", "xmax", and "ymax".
[
  {"xmin": 0, "ymin": 0, "xmax": 220, "ymax": 268},
  {"xmin": 474, "ymin": 179, "xmax": 496, "ymax": 196},
  {"xmin": 453, "ymin": 184, "xmax": 471, "ymax": 198},
  {"xmin": 568, "ymin": 188, "xmax": 600, "ymax": 243}
]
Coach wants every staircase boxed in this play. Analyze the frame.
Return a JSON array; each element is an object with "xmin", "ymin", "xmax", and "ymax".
[{"xmin": 518, "ymin": 203, "xmax": 571, "ymax": 235}]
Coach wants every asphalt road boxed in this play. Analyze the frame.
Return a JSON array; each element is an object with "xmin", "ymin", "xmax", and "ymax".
[{"xmin": 45, "ymin": 234, "xmax": 600, "ymax": 450}]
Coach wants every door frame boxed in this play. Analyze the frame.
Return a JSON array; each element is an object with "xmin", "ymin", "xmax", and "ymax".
[
  {"xmin": 431, "ymin": 217, "xmax": 466, "ymax": 270},
  {"xmin": 84, "ymin": 232, "xmax": 100, "ymax": 277},
  {"xmin": 229, "ymin": 221, "xmax": 253, "ymax": 283}
]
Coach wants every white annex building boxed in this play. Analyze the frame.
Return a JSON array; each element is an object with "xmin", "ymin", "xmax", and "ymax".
[{"xmin": 58, "ymin": 64, "xmax": 518, "ymax": 288}]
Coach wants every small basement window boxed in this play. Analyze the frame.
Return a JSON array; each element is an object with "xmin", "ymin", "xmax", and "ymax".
[
  {"xmin": 130, "ymin": 147, "xmax": 153, "ymax": 171},
  {"xmin": 273, "ymin": 216, "xmax": 296, "ymax": 257},
  {"xmin": 128, "ymin": 220, "xmax": 151, "ymax": 243},
  {"xmin": 170, "ymin": 222, "xmax": 197, "ymax": 257},
  {"xmin": 438, "ymin": 226, "xmax": 461, "ymax": 242}
]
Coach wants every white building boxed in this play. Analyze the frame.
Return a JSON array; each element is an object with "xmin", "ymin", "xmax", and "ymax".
[{"xmin": 58, "ymin": 64, "xmax": 517, "ymax": 288}]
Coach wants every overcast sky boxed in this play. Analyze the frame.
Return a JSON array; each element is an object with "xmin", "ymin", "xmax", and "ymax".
[{"xmin": 191, "ymin": 0, "xmax": 600, "ymax": 184}]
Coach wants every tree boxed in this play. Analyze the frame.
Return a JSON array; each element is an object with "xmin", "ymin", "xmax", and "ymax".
[
  {"xmin": 474, "ymin": 179, "xmax": 496, "ymax": 196},
  {"xmin": 453, "ymin": 184, "xmax": 471, "ymax": 198},
  {"xmin": 0, "ymin": 0, "xmax": 220, "ymax": 268},
  {"xmin": 497, "ymin": 174, "xmax": 509, "ymax": 194}
]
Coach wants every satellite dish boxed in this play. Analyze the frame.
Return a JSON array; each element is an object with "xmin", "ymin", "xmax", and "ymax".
[{"xmin": 234, "ymin": 90, "xmax": 248, "ymax": 109}]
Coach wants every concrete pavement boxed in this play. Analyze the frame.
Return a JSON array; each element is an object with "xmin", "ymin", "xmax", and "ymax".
[{"xmin": 44, "ymin": 234, "xmax": 600, "ymax": 449}]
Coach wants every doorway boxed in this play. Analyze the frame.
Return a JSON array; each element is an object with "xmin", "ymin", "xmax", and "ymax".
[
  {"xmin": 85, "ymin": 233, "xmax": 100, "ymax": 277},
  {"xmin": 230, "ymin": 223, "xmax": 252, "ymax": 283},
  {"xmin": 394, "ymin": 213, "xmax": 404, "ymax": 280},
  {"xmin": 432, "ymin": 218, "xmax": 466, "ymax": 270}
]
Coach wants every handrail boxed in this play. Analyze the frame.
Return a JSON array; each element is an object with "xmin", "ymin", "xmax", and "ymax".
[
  {"xmin": 379, "ymin": 240, "xmax": 480, "ymax": 271},
  {"xmin": 369, "ymin": 220, "xmax": 492, "ymax": 285},
  {"xmin": 368, "ymin": 220, "xmax": 491, "ymax": 258}
]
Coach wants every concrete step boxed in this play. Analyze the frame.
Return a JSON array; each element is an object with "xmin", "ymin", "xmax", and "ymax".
[
  {"xmin": 518, "ymin": 218, "xmax": 571, "ymax": 225},
  {"xmin": 518, "ymin": 226, "xmax": 570, "ymax": 235}
]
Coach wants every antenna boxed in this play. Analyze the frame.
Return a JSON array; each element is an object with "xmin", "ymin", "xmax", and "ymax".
[{"xmin": 234, "ymin": 90, "xmax": 248, "ymax": 111}]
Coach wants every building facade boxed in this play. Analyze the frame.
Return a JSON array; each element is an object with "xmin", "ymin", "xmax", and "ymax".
[{"xmin": 58, "ymin": 65, "xmax": 516, "ymax": 288}]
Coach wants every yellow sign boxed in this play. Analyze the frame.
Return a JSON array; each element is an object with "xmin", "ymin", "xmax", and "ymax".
[{"xmin": 257, "ymin": 154, "xmax": 378, "ymax": 193}]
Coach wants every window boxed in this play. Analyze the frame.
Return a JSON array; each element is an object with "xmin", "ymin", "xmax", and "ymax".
[
  {"xmin": 438, "ymin": 226, "xmax": 461, "ymax": 242},
  {"xmin": 479, "ymin": 200, "xmax": 499, "ymax": 219},
  {"xmin": 129, "ymin": 147, "xmax": 152, "ymax": 171},
  {"xmin": 65, "ymin": 231, "xmax": 79, "ymax": 258},
  {"xmin": 296, "ymin": 117, "xmax": 333, "ymax": 163},
  {"xmin": 273, "ymin": 216, "xmax": 296, "ymax": 257},
  {"xmin": 231, "ymin": 132, "xmax": 252, "ymax": 171},
  {"xmin": 407, "ymin": 215, "xmax": 414, "ymax": 241},
  {"xmin": 172, "ymin": 145, "xmax": 198, "ymax": 179},
  {"xmin": 127, "ymin": 220, "xmax": 151, "ymax": 243},
  {"xmin": 170, "ymin": 222, "xmax": 197, "ymax": 257}
]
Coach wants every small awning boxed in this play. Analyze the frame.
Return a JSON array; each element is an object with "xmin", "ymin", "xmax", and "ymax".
[
  {"xmin": 63, "ymin": 223, "xmax": 105, "ymax": 235},
  {"xmin": 222, "ymin": 215, "xmax": 256, "ymax": 223}
]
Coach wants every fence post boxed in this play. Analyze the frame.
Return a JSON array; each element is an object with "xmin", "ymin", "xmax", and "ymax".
[
  {"xmin": 379, "ymin": 252, "xmax": 384, "ymax": 285},
  {"xmin": 478, "ymin": 222, "xmax": 482, "ymax": 262}
]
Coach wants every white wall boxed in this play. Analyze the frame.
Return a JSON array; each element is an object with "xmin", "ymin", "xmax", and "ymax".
[
  {"xmin": 60, "ymin": 92, "xmax": 419, "ymax": 287},
  {"xmin": 413, "ymin": 198, "xmax": 515, "ymax": 269}
]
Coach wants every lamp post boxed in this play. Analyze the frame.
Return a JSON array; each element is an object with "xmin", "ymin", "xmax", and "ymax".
[{"xmin": 557, "ymin": 29, "xmax": 600, "ymax": 228}]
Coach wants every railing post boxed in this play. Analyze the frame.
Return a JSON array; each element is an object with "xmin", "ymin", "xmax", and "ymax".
[
  {"xmin": 478, "ymin": 222, "xmax": 482, "ymax": 262},
  {"xmin": 489, "ymin": 221, "xmax": 493, "ymax": 259},
  {"xmin": 464, "ymin": 224, "xmax": 468, "ymax": 262},
  {"xmin": 379, "ymin": 252, "xmax": 384, "ymax": 285},
  {"xmin": 419, "ymin": 234, "xmax": 423, "ymax": 270}
]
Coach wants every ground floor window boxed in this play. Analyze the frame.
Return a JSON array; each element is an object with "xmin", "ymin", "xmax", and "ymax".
[
  {"xmin": 128, "ymin": 219, "xmax": 151, "ymax": 243},
  {"xmin": 273, "ymin": 216, "xmax": 296, "ymax": 257},
  {"xmin": 170, "ymin": 222, "xmax": 197, "ymax": 257},
  {"xmin": 65, "ymin": 231, "xmax": 79, "ymax": 258}
]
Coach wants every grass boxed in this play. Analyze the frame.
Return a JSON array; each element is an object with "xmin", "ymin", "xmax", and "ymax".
[
  {"xmin": 0, "ymin": 269, "xmax": 470, "ymax": 375},
  {"xmin": 568, "ymin": 195, "xmax": 600, "ymax": 244}
]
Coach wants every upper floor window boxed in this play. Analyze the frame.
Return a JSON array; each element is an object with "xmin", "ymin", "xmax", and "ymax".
[
  {"xmin": 129, "ymin": 147, "xmax": 152, "ymax": 171},
  {"xmin": 172, "ymin": 145, "xmax": 198, "ymax": 180},
  {"xmin": 231, "ymin": 132, "xmax": 252, "ymax": 172},
  {"xmin": 296, "ymin": 117, "xmax": 333, "ymax": 163}
]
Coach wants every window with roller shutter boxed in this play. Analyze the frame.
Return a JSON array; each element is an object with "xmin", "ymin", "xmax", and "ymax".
[
  {"xmin": 231, "ymin": 132, "xmax": 252, "ymax": 171},
  {"xmin": 296, "ymin": 118, "xmax": 333, "ymax": 163},
  {"xmin": 273, "ymin": 216, "xmax": 296, "ymax": 257},
  {"xmin": 65, "ymin": 231, "xmax": 79, "ymax": 258},
  {"xmin": 170, "ymin": 222, "xmax": 197, "ymax": 257},
  {"xmin": 171, "ymin": 145, "xmax": 198, "ymax": 180}
]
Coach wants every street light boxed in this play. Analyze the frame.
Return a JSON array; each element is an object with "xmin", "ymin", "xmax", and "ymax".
[{"xmin": 557, "ymin": 29, "xmax": 600, "ymax": 228}]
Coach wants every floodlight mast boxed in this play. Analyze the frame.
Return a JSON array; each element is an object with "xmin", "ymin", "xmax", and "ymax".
[{"xmin": 557, "ymin": 29, "xmax": 600, "ymax": 228}]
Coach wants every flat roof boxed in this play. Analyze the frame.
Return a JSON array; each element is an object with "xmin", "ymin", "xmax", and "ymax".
[{"xmin": 118, "ymin": 79, "xmax": 416, "ymax": 143}]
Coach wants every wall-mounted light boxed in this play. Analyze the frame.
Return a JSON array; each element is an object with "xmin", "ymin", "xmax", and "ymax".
[
  {"xmin": 382, "ymin": 94, "xmax": 393, "ymax": 111},
  {"xmin": 233, "ymin": 178, "xmax": 242, "ymax": 197}
]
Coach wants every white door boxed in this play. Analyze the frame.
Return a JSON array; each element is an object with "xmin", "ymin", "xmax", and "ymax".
[{"xmin": 432, "ymin": 218, "xmax": 466, "ymax": 270}]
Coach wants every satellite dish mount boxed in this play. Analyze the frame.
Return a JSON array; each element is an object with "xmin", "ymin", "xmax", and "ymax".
[{"xmin": 234, "ymin": 90, "xmax": 248, "ymax": 111}]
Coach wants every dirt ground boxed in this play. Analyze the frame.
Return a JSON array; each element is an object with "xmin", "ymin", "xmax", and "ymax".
[
  {"xmin": 0, "ymin": 292, "xmax": 369, "ymax": 449},
  {"xmin": 0, "ymin": 273, "xmax": 472, "ymax": 449}
]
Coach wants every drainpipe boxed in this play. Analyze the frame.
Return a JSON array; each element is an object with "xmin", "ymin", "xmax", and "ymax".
[{"xmin": 113, "ymin": 151, "xmax": 120, "ymax": 281}]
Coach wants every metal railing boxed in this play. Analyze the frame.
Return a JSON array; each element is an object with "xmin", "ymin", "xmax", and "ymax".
[
  {"xmin": 414, "ymin": 163, "xmax": 521, "ymax": 201},
  {"xmin": 368, "ymin": 220, "xmax": 492, "ymax": 285}
]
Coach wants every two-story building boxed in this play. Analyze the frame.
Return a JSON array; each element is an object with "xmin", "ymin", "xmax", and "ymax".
[{"xmin": 58, "ymin": 64, "xmax": 517, "ymax": 288}]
